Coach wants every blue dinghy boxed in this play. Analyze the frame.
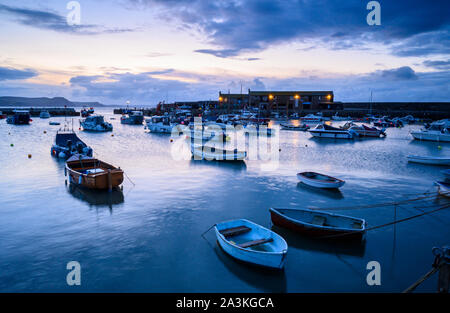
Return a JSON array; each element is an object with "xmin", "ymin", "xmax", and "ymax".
[{"xmin": 214, "ymin": 219, "xmax": 288, "ymax": 270}]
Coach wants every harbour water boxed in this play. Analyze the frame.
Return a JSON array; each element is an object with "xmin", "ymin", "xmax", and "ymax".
[{"xmin": 1, "ymin": 109, "xmax": 449, "ymax": 292}]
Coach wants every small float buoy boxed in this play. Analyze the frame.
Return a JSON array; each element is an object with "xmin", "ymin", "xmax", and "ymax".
[
  {"xmin": 170, "ymin": 139, "xmax": 173, "ymax": 142},
  {"xmin": 43, "ymin": 130, "xmax": 47, "ymax": 134},
  {"xmin": 438, "ymin": 145, "xmax": 442, "ymax": 150},
  {"xmin": 279, "ymin": 148, "xmax": 281, "ymax": 152},
  {"xmin": 28, "ymin": 154, "xmax": 32, "ymax": 158},
  {"xmin": 79, "ymin": 127, "xmax": 81, "ymax": 130},
  {"xmin": 10, "ymin": 143, "xmax": 14, "ymax": 147},
  {"xmin": 111, "ymin": 134, "xmax": 114, "ymax": 137}
]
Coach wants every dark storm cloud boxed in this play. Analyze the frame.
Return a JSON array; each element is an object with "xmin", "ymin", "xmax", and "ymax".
[
  {"xmin": 0, "ymin": 67, "xmax": 37, "ymax": 81},
  {"xmin": 129, "ymin": 0, "xmax": 450, "ymax": 57},
  {"xmin": 0, "ymin": 4, "xmax": 134, "ymax": 35}
]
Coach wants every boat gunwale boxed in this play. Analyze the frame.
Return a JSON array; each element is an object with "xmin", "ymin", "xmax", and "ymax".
[
  {"xmin": 297, "ymin": 172, "xmax": 344, "ymax": 184},
  {"xmin": 269, "ymin": 208, "xmax": 366, "ymax": 233},
  {"xmin": 214, "ymin": 219, "xmax": 287, "ymax": 256}
]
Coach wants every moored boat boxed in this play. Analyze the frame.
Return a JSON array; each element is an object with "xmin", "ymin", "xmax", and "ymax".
[
  {"xmin": 342, "ymin": 123, "xmax": 386, "ymax": 137},
  {"xmin": 0, "ymin": 111, "xmax": 6, "ymax": 119},
  {"xmin": 120, "ymin": 110, "xmax": 144, "ymax": 125},
  {"xmin": 269, "ymin": 208, "xmax": 366, "ymax": 240},
  {"xmin": 51, "ymin": 130, "xmax": 93, "ymax": 159},
  {"xmin": 407, "ymin": 155, "xmax": 450, "ymax": 166},
  {"xmin": 436, "ymin": 181, "xmax": 450, "ymax": 197},
  {"xmin": 214, "ymin": 219, "xmax": 288, "ymax": 269},
  {"xmin": 80, "ymin": 115, "xmax": 113, "ymax": 132},
  {"xmin": 145, "ymin": 116, "xmax": 179, "ymax": 133},
  {"xmin": 297, "ymin": 172, "xmax": 345, "ymax": 189},
  {"xmin": 308, "ymin": 123, "xmax": 355, "ymax": 139},
  {"xmin": 191, "ymin": 144, "xmax": 246, "ymax": 161},
  {"xmin": 331, "ymin": 113, "xmax": 351, "ymax": 121},
  {"xmin": 300, "ymin": 113, "xmax": 324, "ymax": 123},
  {"xmin": 410, "ymin": 119, "xmax": 450, "ymax": 142},
  {"xmin": 65, "ymin": 156, "xmax": 124, "ymax": 190},
  {"xmin": 6, "ymin": 110, "xmax": 31, "ymax": 125},
  {"xmin": 49, "ymin": 121, "xmax": 61, "ymax": 126},
  {"xmin": 280, "ymin": 123, "xmax": 310, "ymax": 131},
  {"xmin": 40, "ymin": 111, "xmax": 51, "ymax": 119}
]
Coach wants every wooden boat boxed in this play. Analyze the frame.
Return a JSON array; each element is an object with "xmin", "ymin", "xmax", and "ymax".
[
  {"xmin": 280, "ymin": 123, "xmax": 309, "ymax": 131},
  {"xmin": 407, "ymin": 155, "xmax": 450, "ymax": 166},
  {"xmin": 297, "ymin": 172, "xmax": 345, "ymax": 189},
  {"xmin": 65, "ymin": 155, "xmax": 124, "ymax": 190},
  {"xmin": 269, "ymin": 208, "xmax": 366, "ymax": 240},
  {"xmin": 436, "ymin": 181, "xmax": 450, "ymax": 197},
  {"xmin": 214, "ymin": 219, "xmax": 288, "ymax": 269}
]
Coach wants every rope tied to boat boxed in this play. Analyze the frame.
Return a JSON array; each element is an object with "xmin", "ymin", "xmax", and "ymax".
[
  {"xmin": 403, "ymin": 246, "xmax": 450, "ymax": 293},
  {"xmin": 317, "ymin": 203, "xmax": 450, "ymax": 240}
]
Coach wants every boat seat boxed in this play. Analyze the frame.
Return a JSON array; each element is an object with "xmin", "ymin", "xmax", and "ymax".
[
  {"xmin": 220, "ymin": 226, "xmax": 251, "ymax": 237},
  {"xmin": 238, "ymin": 238, "xmax": 273, "ymax": 248},
  {"xmin": 311, "ymin": 215, "xmax": 327, "ymax": 226}
]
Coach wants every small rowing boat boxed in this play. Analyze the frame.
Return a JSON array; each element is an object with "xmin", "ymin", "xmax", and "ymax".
[
  {"xmin": 269, "ymin": 208, "xmax": 366, "ymax": 240},
  {"xmin": 297, "ymin": 172, "xmax": 345, "ymax": 189},
  {"xmin": 407, "ymin": 155, "xmax": 450, "ymax": 166},
  {"xmin": 214, "ymin": 219, "xmax": 288, "ymax": 269},
  {"xmin": 436, "ymin": 181, "xmax": 450, "ymax": 197},
  {"xmin": 65, "ymin": 155, "xmax": 124, "ymax": 190}
]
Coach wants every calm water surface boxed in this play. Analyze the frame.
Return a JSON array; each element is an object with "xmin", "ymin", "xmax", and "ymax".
[{"xmin": 1, "ymin": 110, "xmax": 449, "ymax": 292}]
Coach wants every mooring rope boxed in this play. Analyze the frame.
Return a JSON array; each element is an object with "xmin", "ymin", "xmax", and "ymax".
[
  {"xmin": 402, "ymin": 265, "xmax": 441, "ymax": 293},
  {"xmin": 318, "ymin": 203, "xmax": 450, "ymax": 240},
  {"xmin": 308, "ymin": 191, "xmax": 445, "ymax": 212}
]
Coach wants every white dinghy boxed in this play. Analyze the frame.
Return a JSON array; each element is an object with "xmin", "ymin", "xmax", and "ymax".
[
  {"xmin": 407, "ymin": 155, "xmax": 450, "ymax": 166},
  {"xmin": 214, "ymin": 219, "xmax": 288, "ymax": 269},
  {"xmin": 297, "ymin": 172, "xmax": 345, "ymax": 189},
  {"xmin": 436, "ymin": 181, "xmax": 450, "ymax": 197}
]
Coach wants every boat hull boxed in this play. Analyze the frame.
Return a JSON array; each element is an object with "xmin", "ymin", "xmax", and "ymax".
[
  {"xmin": 191, "ymin": 145, "xmax": 246, "ymax": 161},
  {"xmin": 270, "ymin": 208, "xmax": 365, "ymax": 240},
  {"xmin": 214, "ymin": 219, "xmax": 287, "ymax": 270},
  {"xmin": 309, "ymin": 130, "xmax": 353, "ymax": 139},
  {"xmin": 407, "ymin": 156, "xmax": 450, "ymax": 166},
  {"xmin": 297, "ymin": 172, "xmax": 345, "ymax": 189},
  {"xmin": 65, "ymin": 159, "xmax": 123, "ymax": 190},
  {"xmin": 436, "ymin": 181, "xmax": 450, "ymax": 197},
  {"xmin": 411, "ymin": 131, "xmax": 450, "ymax": 142}
]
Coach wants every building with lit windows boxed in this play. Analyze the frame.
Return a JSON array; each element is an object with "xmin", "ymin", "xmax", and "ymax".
[{"xmin": 218, "ymin": 90, "xmax": 338, "ymax": 113}]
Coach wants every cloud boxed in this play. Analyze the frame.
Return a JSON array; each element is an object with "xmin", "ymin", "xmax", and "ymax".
[
  {"xmin": 423, "ymin": 59, "xmax": 450, "ymax": 70},
  {"xmin": 130, "ymin": 0, "xmax": 450, "ymax": 57},
  {"xmin": 0, "ymin": 67, "xmax": 37, "ymax": 81},
  {"xmin": 377, "ymin": 66, "xmax": 418, "ymax": 80},
  {"xmin": 0, "ymin": 4, "xmax": 135, "ymax": 35}
]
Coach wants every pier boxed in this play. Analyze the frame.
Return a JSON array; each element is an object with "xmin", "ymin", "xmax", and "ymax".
[{"xmin": 0, "ymin": 107, "xmax": 80, "ymax": 117}]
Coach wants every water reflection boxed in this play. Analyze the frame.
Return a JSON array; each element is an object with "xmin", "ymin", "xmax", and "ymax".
[
  {"xmin": 189, "ymin": 159, "xmax": 247, "ymax": 172},
  {"xmin": 271, "ymin": 225, "xmax": 366, "ymax": 258},
  {"xmin": 296, "ymin": 182, "xmax": 344, "ymax": 199},
  {"xmin": 66, "ymin": 183, "xmax": 124, "ymax": 210},
  {"xmin": 214, "ymin": 245, "xmax": 287, "ymax": 293}
]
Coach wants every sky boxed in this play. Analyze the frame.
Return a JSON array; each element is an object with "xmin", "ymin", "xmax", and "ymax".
[{"xmin": 0, "ymin": 0, "xmax": 449, "ymax": 105}]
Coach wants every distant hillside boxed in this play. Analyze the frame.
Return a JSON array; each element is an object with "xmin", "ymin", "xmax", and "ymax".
[{"xmin": 0, "ymin": 97, "xmax": 104, "ymax": 107}]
